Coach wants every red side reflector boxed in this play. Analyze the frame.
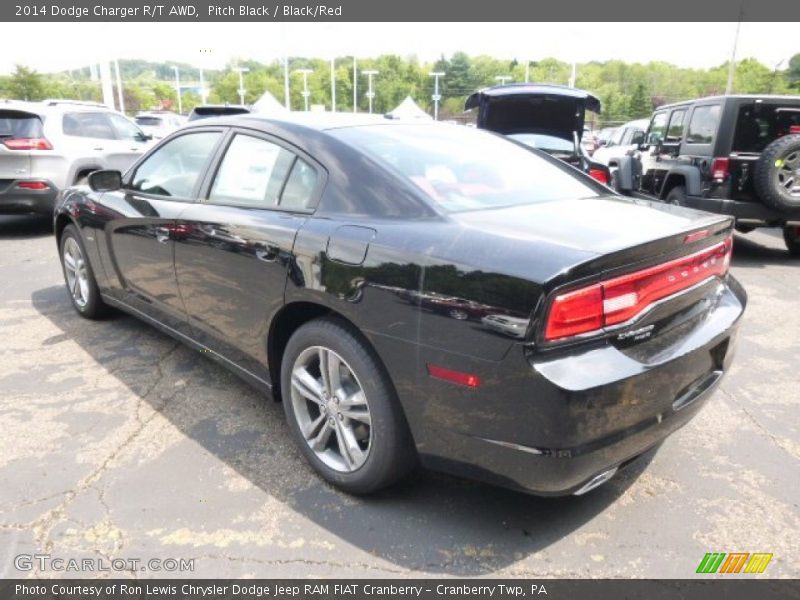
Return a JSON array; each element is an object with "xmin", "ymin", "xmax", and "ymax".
[
  {"xmin": 544, "ymin": 236, "xmax": 733, "ymax": 341},
  {"xmin": 3, "ymin": 138, "xmax": 53, "ymax": 151},
  {"xmin": 790, "ymin": 126, "xmax": 800, "ymax": 134},
  {"xmin": 427, "ymin": 364, "xmax": 481, "ymax": 388},
  {"xmin": 16, "ymin": 181, "xmax": 49, "ymax": 190},
  {"xmin": 683, "ymin": 229, "xmax": 709, "ymax": 244},
  {"xmin": 588, "ymin": 168, "xmax": 609, "ymax": 185}
]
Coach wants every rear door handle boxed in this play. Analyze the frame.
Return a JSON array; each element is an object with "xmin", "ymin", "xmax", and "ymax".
[
  {"xmin": 255, "ymin": 243, "xmax": 279, "ymax": 262},
  {"xmin": 155, "ymin": 226, "xmax": 170, "ymax": 243}
]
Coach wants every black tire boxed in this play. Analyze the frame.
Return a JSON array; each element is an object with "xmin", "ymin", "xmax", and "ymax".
[
  {"xmin": 59, "ymin": 224, "xmax": 109, "ymax": 319},
  {"xmin": 666, "ymin": 185, "xmax": 687, "ymax": 206},
  {"xmin": 783, "ymin": 225, "xmax": 800, "ymax": 258},
  {"xmin": 281, "ymin": 317, "xmax": 417, "ymax": 494},
  {"xmin": 754, "ymin": 134, "xmax": 800, "ymax": 212}
]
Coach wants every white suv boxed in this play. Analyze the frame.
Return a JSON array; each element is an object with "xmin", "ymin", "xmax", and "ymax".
[{"xmin": 0, "ymin": 100, "xmax": 151, "ymax": 217}]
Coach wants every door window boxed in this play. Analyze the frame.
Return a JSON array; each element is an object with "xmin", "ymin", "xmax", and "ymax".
[
  {"xmin": 647, "ymin": 112, "xmax": 668, "ymax": 145},
  {"xmin": 131, "ymin": 131, "xmax": 221, "ymax": 199},
  {"xmin": 686, "ymin": 105, "xmax": 721, "ymax": 144},
  {"xmin": 209, "ymin": 134, "xmax": 296, "ymax": 208},
  {"xmin": 62, "ymin": 112, "xmax": 116, "ymax": 140},
  {"xmin": 280, "ymin": 158, "xmax": 319, "ymax": 210},
  {"xmin": 108, "ymin": 113, "xmax": 146, "ymax": 141},
  {"xmin": 666, "ymin": 110, "xmax": 687, "ymax": 142}
]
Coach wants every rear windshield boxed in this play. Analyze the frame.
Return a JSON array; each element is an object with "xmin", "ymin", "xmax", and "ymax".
[
  {"xmin": 188, "ymin": 107, "xmax": 249, "ymax": 121},
  {"xmin": 135, "ymin": 116, "xmax": 163, "ymax": 126},
  {"xmin": 508, "ymin": 133, "xmax": 575, "ymax": 154},
  {"xmin": 733, "ymin": 103, "xmax": 800, "ymax": 153},
  {"xmin": 0, "ymin": 110, "xmax": 44, "ymax": 139},
  {"xmin": 332, "ymin": 124, "xmax": 600, "ymax": 213}
]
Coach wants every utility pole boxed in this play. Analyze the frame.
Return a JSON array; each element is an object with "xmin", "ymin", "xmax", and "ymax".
[
  {"xmin": 171, "ymin": 66, "xmax": 182, "ymax": 114},
  {"xmin": 363, "ymin": 69, "xmax": 378, "ymax": 114},
  {"xmin": 430, "ymin": 71, "xmax": 445, "ymax": 120},
  {"xmin": 726, "ymin": 18, "xmax": 743, "ymax": 94},
  {"xmin": 234, "ymin": 67, "xmax": 249, "ymax": 105},
  {"xmin": 568, "ymin": 62, "xmax": 577, "ymax": 88},
  {"xmin": 295, "ymin": 68, "xmax": 313, "ymax": 111}
]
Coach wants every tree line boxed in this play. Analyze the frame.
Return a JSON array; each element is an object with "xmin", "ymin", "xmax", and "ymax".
[{"xmin": 2, "ymin": 52, "xmax": 799, "ymax": 125}]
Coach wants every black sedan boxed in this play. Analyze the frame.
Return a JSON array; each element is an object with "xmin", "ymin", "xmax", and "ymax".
[{"xmin": 53, "ymin": 114, "xmax": 746, "ymax": 496}]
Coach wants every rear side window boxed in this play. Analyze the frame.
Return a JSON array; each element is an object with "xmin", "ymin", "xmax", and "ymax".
[
  {"xmin": 280, "ymin": 158, "xmax": 319, "ymax": 210},
  {"xmin": 132, "ymin": 131, "xmax": 221, "ymax": 199},
  {"xmin": 0, "ymin": 110, "xmax": 44, "ymax": 139},
  {"xmin": 686, "ymin": 105, "xmax": 721, "ymax": 144},
  {"xmin": 733, "ymin": 103, "xmax": 800, "ymax": 153},
  {"xmin": 666, "ymin": 110, "xmax": 686, "ymax": 142},
  {"xmin": 62, "ymin": 112, "xmax": 116, "ymax": 140}
]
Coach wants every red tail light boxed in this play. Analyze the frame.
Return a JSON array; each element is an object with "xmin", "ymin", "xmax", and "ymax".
[
  {"xmin": 790, "ymin": 126, "xmax": 800, "ymax": 134},
  {"xmin": 544, "ymin": 236, "xmax": 733, "ymax": 341},
  {"xmin": 710, "ymin": 158, "xmax": 729, "ymax": 182},
  {"xmin": 588, "ymin": 168, "xmax": 610, "ymax": 185},
  {"xmin": 3, "ymin": 137, "xmax": 53, "ymax": 151},
  {"xmin": 16, "ymin": 181, "xmax": 49, "ymax": 190}
]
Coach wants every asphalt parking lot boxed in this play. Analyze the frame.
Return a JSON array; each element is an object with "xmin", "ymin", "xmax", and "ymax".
[{"xmin": 0, "ymin": 214, "xmax": 798, "ymax": 579}]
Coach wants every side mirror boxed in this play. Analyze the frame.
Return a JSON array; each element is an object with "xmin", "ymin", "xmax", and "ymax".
[
  {"xmin": 88, "ymin": 170, "xmax": 122, "ymax": 192},
  {"xmin": 631, "ymin": 131, "xmax": 646, "ymax": 146}
]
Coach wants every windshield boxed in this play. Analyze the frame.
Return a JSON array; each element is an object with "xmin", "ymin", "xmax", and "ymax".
[
  {"xmin": 333, "ymin": 124, "xmax": 599, "ymax": 213},
  {"xmin": 509, "ymin": 133, "xmax": 575, "ymax": 154}
]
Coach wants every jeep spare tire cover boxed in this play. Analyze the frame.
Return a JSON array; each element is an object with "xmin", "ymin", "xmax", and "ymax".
[{"xmin": 754, "ymin": 134, "xmax": 800, "ymax": 212}]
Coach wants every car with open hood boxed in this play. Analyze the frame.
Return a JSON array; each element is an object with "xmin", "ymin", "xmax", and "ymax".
[
  {"xmin": 53, "ymin": 113, "xmax": 745, "ymax": 496},
  {"xmin": 465, "ymin": 83, "xmax": 611, "ymax": 184}
]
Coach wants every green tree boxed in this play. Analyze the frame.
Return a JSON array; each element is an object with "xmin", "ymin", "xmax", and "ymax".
[
  {"xmin": 628, "ymin": 82, "xmax": 651, "ymax": 118},
  {"xmin": 7, "ymin": 65, "xmax": 46, "ymax": 101}
]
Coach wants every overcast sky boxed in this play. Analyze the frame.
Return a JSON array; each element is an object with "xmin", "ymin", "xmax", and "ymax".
[{"xmin": 1, "ymin": 22, "xmax": 797, "ymax": 74}]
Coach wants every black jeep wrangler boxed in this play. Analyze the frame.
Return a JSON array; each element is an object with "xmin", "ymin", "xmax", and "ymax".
[{"xmin": 614, "ymin": 94, "xmax": 800, "ymax": 255}]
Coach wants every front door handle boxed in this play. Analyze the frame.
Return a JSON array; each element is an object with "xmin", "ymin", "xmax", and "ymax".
[
  {"xmin": 155, "ymin": 226, "xmax": 170, "ymax": 244},
  {"xmin": 93, "ymin": 147, "xmax": 104, "ymax": 151},
  {"xmin": 255, "ymin": 243, "xmax": 279, "ymax": 262}
]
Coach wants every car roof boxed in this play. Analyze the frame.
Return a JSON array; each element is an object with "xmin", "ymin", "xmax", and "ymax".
[
  {"xmin": 656, "ymin": 94, "xmax": 800, "ymax": 111},
  {"xmin": 186, "ymin": 111, "xmax": 413, "ymax": 132}
]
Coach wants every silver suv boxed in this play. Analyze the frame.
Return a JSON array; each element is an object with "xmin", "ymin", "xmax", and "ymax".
[{"xmin": 0, "ymin": 99, "xmax": 151, "ymax": 217}]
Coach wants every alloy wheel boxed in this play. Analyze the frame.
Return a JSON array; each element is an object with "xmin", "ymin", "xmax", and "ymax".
[
  {"xmin": 289, "ymin": 346, "xmax": 372, "ymax": 472},
  {"xmin": 774, "ymin": 149, "xmax": 800, "ymax": 198},
  {"xmin": 62, "ymin": 237, "xmax": 90, "ymax": 309}
]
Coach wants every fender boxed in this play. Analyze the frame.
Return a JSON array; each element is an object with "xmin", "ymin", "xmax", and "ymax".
[{"xmin": 659, "ymin": 165, "xmax": 703, "ymax": 198}]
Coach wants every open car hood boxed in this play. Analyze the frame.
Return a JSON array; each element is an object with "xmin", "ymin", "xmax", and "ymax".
[{"xmin": 465, "ymin": 83, "xmax": 602, "ymax": 141}]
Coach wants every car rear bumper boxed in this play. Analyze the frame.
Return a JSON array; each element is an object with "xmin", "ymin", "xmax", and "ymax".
[
  {"xmin": 0, "ymin": 180, "xmax": 59, "ymax": 215},
  {"xmin": 383, "ymin": 276, "xmax": 746, "ymax": 496},
  {"xmin": 682, "ymin": 194, "xmax": 800, "ymax": 223}
]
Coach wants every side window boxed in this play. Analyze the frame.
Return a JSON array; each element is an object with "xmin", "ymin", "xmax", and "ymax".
[
  {"xmin": 62, "ymin": 112, "xmax": 116, "ymax": 140},
  {"xmin": 108, "ymin": 113, "xmax": 145, "ymax": 141},
  {"xmin": 686, "ymin": 105, "xmax": 721, "ymax": 144},
  {"xmin": 648, "ymin": 112, "xmax": 668, "ymax": 144},
  {"xmin": 131, "ymin": 132, "xmax": 221, "ymax": 199},
  {"xmin": 209, "ymin": 134, "xmax": 295, "ymax": 208},
  {"xmin": 620, "ymin": 128, "xmax": 634, "ymax": 145},
  {"xmin": 666, "ymin": 110, "xmax": 687, "ymax": 142},
  {"xmin": 609, "ymin": 128, "xmax": 626, "ymax": 146},
  {"xmin": 280, "ymin": 158, "xmax": 319, "ymax": 210}
]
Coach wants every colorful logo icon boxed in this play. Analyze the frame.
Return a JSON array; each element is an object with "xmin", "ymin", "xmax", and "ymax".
[{"xmin": 696, "ymin": 552, "xmax": 773, "ymax": 574}]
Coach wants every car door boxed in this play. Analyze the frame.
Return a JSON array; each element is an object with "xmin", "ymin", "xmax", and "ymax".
[
  {"xmin": 174, "ymin": 129, "xmax": 324, "ymax": 382},
  {"xmin": 98, "ymin": 129, "xmax": 224, "ymax": 334},
  {"xmin": 105, "ymin": 113, "xmax": 151, "ymax": 172}
]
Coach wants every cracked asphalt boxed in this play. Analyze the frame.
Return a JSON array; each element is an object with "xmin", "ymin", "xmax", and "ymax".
[{"xmin": 0, "ymin": 214, "xmax": 798, "ymax": 579}]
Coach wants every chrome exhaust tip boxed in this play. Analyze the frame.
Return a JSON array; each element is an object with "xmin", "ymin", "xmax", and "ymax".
[{"xmin": 573, "ymin": 467, "xmax": 618, "ymax": 496}]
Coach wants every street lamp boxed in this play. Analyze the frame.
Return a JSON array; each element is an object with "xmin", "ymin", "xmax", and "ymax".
[
  {"xmin": 295, "ymin": 68, "xmax": 313, "ymax": 111},
  {"xmin": 199, "ymin": 68, "xmax": 208, "ymax": 104},
  {"xmin": 363, "ymin": 69, "xmax": 379, "ymax": 114},
  {"xmin": 233, "ymin": 67, "xmax": 249, "ymax": 105},
  {"xmin": 495, "ymin": 75, "xmax": 512, "ymax": 86},
  {"xmin": 430, "ymin": 71, "xmax": 445, "ymax": 121},
  {"xmin": 171, "ymin": 66, "xmax": 182, "ymax": 115}
]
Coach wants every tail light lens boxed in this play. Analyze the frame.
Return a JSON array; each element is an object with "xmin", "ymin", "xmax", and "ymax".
[
  {"xmin": 544, "ymin": 236, "xmax": 733, "ymax": 341},
  {"xmin": 16, "ymin": 181, "xmax": 49, "ymax": 190},
  {"xmin": 2, "ymin": 137, "xmax": 53, "ymax": 151},
  {"xmin": 588, "ymin": 168, "xmax": 610, "ymax": 185},
  {"xmin": 790, "ymin": 126, "xmax": 800, "ymax": 134},
  {"xmin": 710, "ymin": 157, "xmax": 729, "ymax": 182}
]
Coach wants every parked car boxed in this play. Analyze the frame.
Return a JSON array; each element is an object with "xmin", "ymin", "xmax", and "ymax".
[
  {"xmin": 0, "ymin": 99, "xmax": 150, "ymax": 217},
  {"xmin": 54, "ymin": 114, "xmax": 745, "ymax": 496},
  {"xmin": 581, "ymin": 127, "xmax": 599, "ymax": 156},
  {"xmin": 465, "ymin": 83, "xmax": 612, "ymax": 184},
  {"xmin": 134, "ymin": 111, "xmax": 185, "ymax": 140},
  {"xmin": 614, "ymin": 95, "xmax": 800, "ymax": 255},
  {"xmin": 595, "ymin": 126, "xmax": 618, "ymax": 147},
  {"xmin": 187, "ymin": 104, "xmax": 250, "ymax": 121},
  {"xmin": 591, "ymin": 118, "xmax": 650, "ymax": 187}
]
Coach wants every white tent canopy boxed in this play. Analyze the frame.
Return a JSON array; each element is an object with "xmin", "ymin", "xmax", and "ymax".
[
  {"xmin": 386, "ymin": 96, "xmax": 432, "ymax": 120},
  {"xmin": 251, "ymin": 90, "xmax": 287, "ymax": 114}
]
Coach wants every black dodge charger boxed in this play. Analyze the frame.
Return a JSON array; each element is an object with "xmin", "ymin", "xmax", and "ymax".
[{"xmin": 53, "ymin": 114, "xmax": 746, "ymax": 496}]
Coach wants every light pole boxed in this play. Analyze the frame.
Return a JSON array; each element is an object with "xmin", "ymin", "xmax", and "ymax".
[
  {"xmin": 495, "ymin": 75, "xmax": 512, "ymax": 86},
  {"xmin": 430, "ymin": 71, "xmax": 445, "ymax": 121},
  {"xmin": 171, "ymin": 66, "xmax": 182, "ymax": 115},
  {"xmin": 114, "ymin": 59, "xmax": 125, "ymax": 113},
  {"xmin": 353, "ymin": 57, "xmax": 357, "ymax": 113},
  {"xmin": 363, "ymin": 69, "xmax": 378, "ymax": 114},
  {"xmin": 234, "ymin": 67, "xmax": 249, "ymax": 105},
  {"xmin": 199, "ymin": 68, "xmax": 208, "ymax": 104},
  {"xmin": 330, "ymin": 57, "xmax": 336, "ymax": 112},
  {"xmin": 295, "ymin": 68, "xmax": 313, "ymax": 111}
]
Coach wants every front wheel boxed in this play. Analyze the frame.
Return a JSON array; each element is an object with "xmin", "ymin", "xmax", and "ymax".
[
  {"xmin": 784, "ymin": 225, "xmax": 800, "ymax": 257},
  {"xmin": 281, "ymin": 317, "xmax": 417, "ymax": 494},
  {"xmin": 59, "ymin": 224, "xmax": 109, "ymax": 319}
]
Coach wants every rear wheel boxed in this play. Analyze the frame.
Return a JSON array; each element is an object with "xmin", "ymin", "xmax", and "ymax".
[
  {"xmin": 666, "ymin": 185, "xmax": 687, "ymax": 206},
  {"xmin": 281, "ymin": 317, "xmax": 416, "ymax": 494},
  {"xmin": 754, "ymin": 134, "xmax": 800, "ymax": 212},
  {"xmin": 784, "ymin": 225, "xmax": 800, "ymax": 257},
  {"xmin": 59, "ymin": 224, "xmax": 109, "ymax": 319}
]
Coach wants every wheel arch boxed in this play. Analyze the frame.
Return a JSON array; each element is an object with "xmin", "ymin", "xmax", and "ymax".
[{"xmin": 659, "ymin": 166, "xmax": 702, "ymax": 198}]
